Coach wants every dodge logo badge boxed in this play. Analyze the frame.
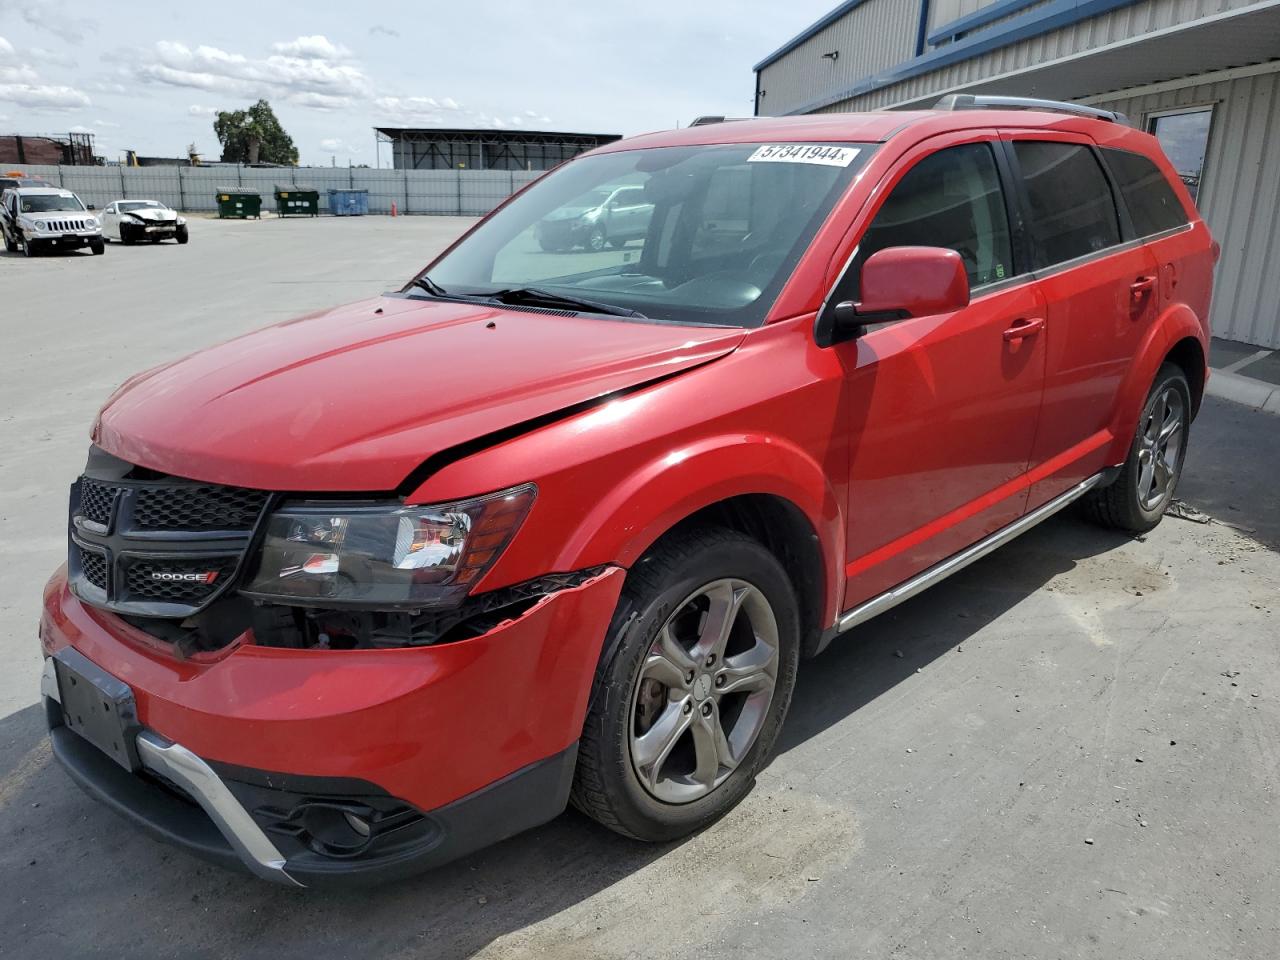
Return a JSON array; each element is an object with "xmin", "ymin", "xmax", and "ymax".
[{"xmin": 150, "ymin": 570, "xmax": 219, "ymax": 584}]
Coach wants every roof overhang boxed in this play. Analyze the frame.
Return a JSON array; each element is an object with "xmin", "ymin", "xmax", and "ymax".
[{"xmin": 885, "ymin": 0, "xmax": 1280, "ymax": 110}]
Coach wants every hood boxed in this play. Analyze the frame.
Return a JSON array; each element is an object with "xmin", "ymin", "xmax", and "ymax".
[
  {"xmin": 122, "ymin": 208, "xmax": 176, "ymax": 221},
  {"xmin": 94, "ymin": 295, "xmax": 745, "ymax": 492},
  {"xmin": 25, "ymin": 210, "xmax": 91, "ymax": 221}
]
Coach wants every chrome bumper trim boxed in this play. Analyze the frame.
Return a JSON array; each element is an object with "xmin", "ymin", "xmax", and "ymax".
[
  {"xmin": 135, "ymin": 731, "xmax": 303, "ymax": 887},
  {"xmin": 837, "ymin": 472, "xmax": 1106, "ymax": 633}
]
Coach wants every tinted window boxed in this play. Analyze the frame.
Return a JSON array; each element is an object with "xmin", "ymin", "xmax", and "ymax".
[
  {"xmin": 1104, "ymin": 148, "xmax": 1189, "ymax": 235},
  {"xmin": 1014, "ymin": 142, "xmax": 1120, "ymax": 266},
  {"xmin": 856, "ymin": 142, "xmax": 1013, "ymax": 289}
]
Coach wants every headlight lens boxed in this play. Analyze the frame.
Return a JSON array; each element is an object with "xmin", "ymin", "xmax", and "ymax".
[
  {"xmin": 177, "ymin": 216, "xmax": 186, "ymax": 225},
  {"xmin": 84, "ymin": 217, "xmax": 98, "ymax": 229},
  {"xmin": 241, "ymin": 484, "xmax": 536, "ymax": 609},
  {"xmin": 34, "ymin": 220, "xmax": 48, "ymax": 231}
]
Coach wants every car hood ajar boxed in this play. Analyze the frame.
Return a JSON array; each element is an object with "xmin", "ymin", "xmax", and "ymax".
[{"xmin": 93, "ymin": 296, "xmax": 746, "ymax": 493}]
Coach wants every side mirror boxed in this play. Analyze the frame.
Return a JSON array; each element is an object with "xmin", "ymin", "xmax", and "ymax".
[
  {"xmin": 821, "ymin": 246, "xmax": 970, "ymax": 345},
  {"xmin": 87, "ymin": 203, "xmax": 96, "ymax": 210}
]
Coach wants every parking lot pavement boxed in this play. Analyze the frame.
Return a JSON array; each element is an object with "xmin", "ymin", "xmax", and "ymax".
[{"xmin": 2, "ymin": 219, "xmax": 1277, "ymax": 959}]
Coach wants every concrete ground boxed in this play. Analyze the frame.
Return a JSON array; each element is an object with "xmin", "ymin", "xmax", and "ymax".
[{"xmin": 1, "ymin": 218, "xmax": 1276, "ymax": 960}]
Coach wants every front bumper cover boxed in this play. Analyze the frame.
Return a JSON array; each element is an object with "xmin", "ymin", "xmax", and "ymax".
[{"xmin": 40, "ymin": 565, "xmax": 624, "ymax": 884}]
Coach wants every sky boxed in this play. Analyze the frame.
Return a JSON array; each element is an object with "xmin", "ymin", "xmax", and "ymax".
[{"xmin": 0, "ymin": 0, "xmax": 837, "ymax": 166}]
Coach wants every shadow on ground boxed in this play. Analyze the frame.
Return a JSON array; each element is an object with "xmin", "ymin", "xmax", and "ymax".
[{"xmin": 0, "ymin": 512, "xmax": 1144, "ymax": 960}]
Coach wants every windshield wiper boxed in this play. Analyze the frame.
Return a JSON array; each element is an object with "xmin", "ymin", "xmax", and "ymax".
[
  {"xmin": 410, "ymin": 274, "xmax": 449, "ymax": 297},
  {"xmin": 483, "ymin": 286, "xmax": 647, "ymax": 319}
]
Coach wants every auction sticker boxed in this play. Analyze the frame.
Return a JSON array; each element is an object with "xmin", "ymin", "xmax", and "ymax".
[{"xmin": 747, "ymin": 144, "xmax": 860, "ymax": 167}]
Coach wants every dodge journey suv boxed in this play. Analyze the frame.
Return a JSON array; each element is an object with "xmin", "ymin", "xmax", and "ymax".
[{"xmin": 40, "ymin": 96, "xmax": 1215, "ymax": 887}]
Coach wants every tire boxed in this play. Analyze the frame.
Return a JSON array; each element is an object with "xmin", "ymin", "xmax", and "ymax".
[
  {"xmin": 90, "ymin": 239, "xmax": 105, "ymax": 256},
  {"xmin": 571, "ymin": 526, "xmax": 800, "ymax": 841},
  {"xmin": 584, "ymin": 225, "xmax": 607, "ymax": 252},
  {"xmin": 121, "ymin": 227, "xmax": 135, "ymax": 245},
  {"xmin": 607, "ymin": 237, "xmax": 628, "ymax": 250},
  {"xmin": 22, "ymin": 237, "xmax": 38, "ymax": 257},
  {"xmin": 3, "ymin": 233, "xmax": 16, "ymax": 253},
  {"xmin": 176, "ymin": 227, "xmax": 189, "ymax": 245},
  {"xmin": 1086, "ymin": 362, "xmax": 1191, "ymax": 532}
]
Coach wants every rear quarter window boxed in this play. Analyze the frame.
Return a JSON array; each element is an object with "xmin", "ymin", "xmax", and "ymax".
[{"xmin": 1102, "ymin": 148, "xmax": 1189, "ymax": 236}]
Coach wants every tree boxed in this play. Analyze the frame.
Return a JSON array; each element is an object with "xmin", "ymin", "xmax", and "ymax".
[{"xmin": 213, "ymin": 100, "xmax": 299, "ymax": 165}]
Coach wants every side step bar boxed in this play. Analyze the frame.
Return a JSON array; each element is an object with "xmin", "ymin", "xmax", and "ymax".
[{"xmin": 835, "ymin": 472, "xmax": 1106, "ymax": 634}]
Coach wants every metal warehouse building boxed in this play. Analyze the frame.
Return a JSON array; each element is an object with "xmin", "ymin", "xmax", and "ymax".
[
  {"xmin": 754, "ymin": 0, "xmax": 1280, "ymax": 349},
  {"xmin": 375, "ymin": 127, "xmax": 620, "ymax": 172}
]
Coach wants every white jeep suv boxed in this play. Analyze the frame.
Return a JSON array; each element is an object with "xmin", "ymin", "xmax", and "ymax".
[{"xmin": 1, "ymin": 187, "xmax": 104, "ymax": 257}]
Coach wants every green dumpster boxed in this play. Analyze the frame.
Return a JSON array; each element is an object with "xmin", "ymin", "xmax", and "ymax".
[
  {"xmin": 215, "ymin": 188, "xmax": 262, "ymax": 219},
  {"xmin": 275, "ymin": 184, "xmax": 319, "ymax": 217}
]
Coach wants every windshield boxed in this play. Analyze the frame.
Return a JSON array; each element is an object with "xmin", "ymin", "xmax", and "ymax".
[
  {"xmin": 423, "ymin": 142, "xmax": 872, "ymax": 327},
  {"xmin": 21, "ymin": 194, "xmax": 85, "ymax": 213},
  {"xmin": 119, "ymin": 201, "xmax": 164, "ymax": 212}
]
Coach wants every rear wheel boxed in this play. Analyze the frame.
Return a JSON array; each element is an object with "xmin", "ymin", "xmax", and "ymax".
[
  {"xmin": 4, "ymin": 232, "xmax": 16, "ymax": 253},
  {"xmin": 1086, "ymin": 362, "xmax": 1191, "ymax": 532},
  {"xmin": 572, "ymin": 527, "xmax": 799, "ymax": 841}
]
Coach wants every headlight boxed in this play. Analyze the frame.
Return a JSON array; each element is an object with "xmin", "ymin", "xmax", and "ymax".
[
  {"xmin": 84, "ymin": 218, "xmax": 98, "ymax": 229},
  {"xmin": 177, "ymin": 216, "xmax": 186, "ymax": 225},
  {"xmin": 241, "ymin": 484, "xmax": 536, "ymax": 610},
  {"xmin": 34, "ymin": 220, "xmax": 48, "ymax": 231}
]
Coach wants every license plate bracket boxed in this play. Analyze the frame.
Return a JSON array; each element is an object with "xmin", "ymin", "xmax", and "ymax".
[{"xmin": 54, "ymin": 647, "xmax": 142, "ymax": 772}]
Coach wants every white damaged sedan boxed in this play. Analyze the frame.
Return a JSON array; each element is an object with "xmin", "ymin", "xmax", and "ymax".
[{"xmin": 101, "ymin": 199, "xmax": 189, "ymax": 245}]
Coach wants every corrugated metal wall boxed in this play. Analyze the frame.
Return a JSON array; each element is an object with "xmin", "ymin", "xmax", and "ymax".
[
  {"xmin": 5, "ymin": 164, "xmax": 542, "ymax": 217},
  {"xmin": 756, "ymin": 0, "xmax": 923, "ymax": 116},
  {"xmin": 1091, "ymin": 68, "xmax": 1280, "ymax": 347},
  {"xmin": 830, "ymin": 0, "xmax": 1262, "ymax": 111}
]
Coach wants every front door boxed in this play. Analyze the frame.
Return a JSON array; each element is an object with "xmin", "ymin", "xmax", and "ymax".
[{"xmin": 834, "ymin": 135, "xmax": 1049, "ymax": 610}]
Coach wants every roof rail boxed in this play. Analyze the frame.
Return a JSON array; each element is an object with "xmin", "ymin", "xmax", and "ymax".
[
  {"xmin": 688, "ymin": 115, "xmax": 752, "ymax": 127},
  {"xmin": 933, "ymin": 94, "xmax": 1129, "ymax": 126}
]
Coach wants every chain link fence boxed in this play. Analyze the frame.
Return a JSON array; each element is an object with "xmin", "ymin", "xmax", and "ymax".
[{"xmin": 6, "ymin": 164, "xmax": 543, "ymax": 216}]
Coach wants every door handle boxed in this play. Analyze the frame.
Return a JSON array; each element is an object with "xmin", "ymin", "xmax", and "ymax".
[
  {"xmin": 1002, "ymin": 317, "xmax": 1045, "ymax": 342},
  {"xmin": 1130, "ymin": 275, "xmax": 1157, "ymax": 300}
]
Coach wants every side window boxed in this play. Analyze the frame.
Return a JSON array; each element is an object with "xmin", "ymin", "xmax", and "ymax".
[
  {"xmin": 855, "ymin": 142, "xmax": 1013, "ymax": 290},
  {"xmin": 1013, "ymin": 141, "xmax": 1120, "ymax": 266},
  {"xmin": 1102, "ymin": 148, "xmax": 1189, "ymax": 236}
]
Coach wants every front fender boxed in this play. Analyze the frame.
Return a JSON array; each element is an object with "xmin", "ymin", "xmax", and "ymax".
[
  {"xmin": 552, "ymin": 432, "xmax": 845, "ymax": 624},
  {"xmin": 1104, "ymin": 302, "xmax": 1208, "ymax": 464}
]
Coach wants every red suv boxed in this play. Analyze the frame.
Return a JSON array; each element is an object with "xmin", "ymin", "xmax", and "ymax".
[{"xmin": 40, "ymin": 97, "xmax": 1215, "ymax": 886}]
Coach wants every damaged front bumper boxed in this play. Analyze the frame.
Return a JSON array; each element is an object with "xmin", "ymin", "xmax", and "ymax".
[{"xmin": 40, "ymin": 565, "xmax": 625, "ymax": 885}]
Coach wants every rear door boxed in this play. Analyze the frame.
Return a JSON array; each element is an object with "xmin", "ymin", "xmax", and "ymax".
[
  {"xmin": 1002, "ymin": 133, "xmax": 1159, "ymax": 508},
  {"xmin": 834, "ymin": 133, "xmax": 1050, "ymax": 609}
]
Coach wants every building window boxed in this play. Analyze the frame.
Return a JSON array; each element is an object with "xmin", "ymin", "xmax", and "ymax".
[{"xmin": 1146, "ymin": 108, "xmax": 1213, "ymax": 205}]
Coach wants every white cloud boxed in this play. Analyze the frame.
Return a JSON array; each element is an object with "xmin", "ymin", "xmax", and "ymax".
[
  {"xmin": 94, "ymin": 118, "xmax": 119, "ymax": 127},
  {"xmin": 187, "ymin": 104, "xmax": 218, "ymax": 116},
  {"xmin": 319, "ymin": 137, "xmax": 359, "ymax": 154},
  {"xmin": 30, "ymin": 45, "xmax": 75, "ymax": 67},
  {"xmin": 368, "ymin": 25, "xmax": 399, "ymax": 39},
  {"xmin": 271, "ymin": 35, "xmax": 351, "ymax": 60},
  {"xmin": 133, "ymin": 39, "xmax": 372, "ymax": 108},
  {"xmin": 0, "ymin": 63, "xmax": 38, "ymax": 83},
  {"xmin": 0, "ymin": 82, "xmax": 90, "ymax": 108},
  {"xmin": 0, "ymin": 35, "xmax": 15, "ymax": 58},
  {"xmin": 9, "ymin": 0, "xmax": 95, "ymax": 45}
]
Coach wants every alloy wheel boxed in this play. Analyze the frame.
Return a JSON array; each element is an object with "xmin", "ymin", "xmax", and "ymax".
[
  {"xmin": 1136, "ymin": 384, "xmax": 1186, "ymax": 511},
  {"xmin": 628, "ymin": 578, "xmax": 779, "ymax": 804}
]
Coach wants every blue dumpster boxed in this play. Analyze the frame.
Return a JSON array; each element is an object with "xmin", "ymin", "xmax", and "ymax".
[{"xmin": 328, "ymin": 188, "xmax": 369, "ymax": 216}]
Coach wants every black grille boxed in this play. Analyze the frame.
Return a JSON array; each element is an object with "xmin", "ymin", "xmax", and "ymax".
[
  {"xmin": 79, "ymin": 479, "xmax": 115, "ymax": 527},
  {"xmin": 79, "ymin": 548, "xmax": 108, "ymax": 590},
  {"xmin": 123, "ymin": 556, "xmax": 239, "ymax": 605},
  {"xmin": 134, "ymin": 485, "xmax": 269, "ymax": 531}
]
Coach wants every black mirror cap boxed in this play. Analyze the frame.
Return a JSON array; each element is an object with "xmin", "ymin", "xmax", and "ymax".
[{"xmin": 87, "ymin": 204, "xmax": 96, "ymax": 210}]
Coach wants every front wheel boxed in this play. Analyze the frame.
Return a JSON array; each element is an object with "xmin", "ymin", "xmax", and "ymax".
[
  {"xmin": 583, "ymin": 225, "xmax": 606, "ymax": 253},
  {"xmin": 176, "ymin": 227, "xmax": 189, "ymax": 245},
  {"xmin": 572, "ymin": 527, "xmax": 799, "ymax": 841},
  {"xmin": 22, "ymin": 237, "xmax": 39, "ymax": 257},
  {"xmin": 90, "ymin": 239, "xmax": 105, "ymax": 255},
  {"xmin": 1086, "ymin": 362, "xmax": 1191, "ymax": 532}
]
